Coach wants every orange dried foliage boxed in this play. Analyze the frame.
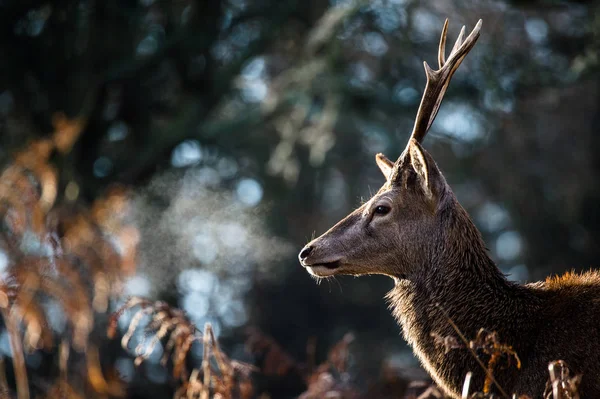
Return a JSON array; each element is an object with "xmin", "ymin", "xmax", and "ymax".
[
  {"xmin": 245, "ymin": 327, "xmax": 299, "ymax": 377},
  {"xmin": 52, "ymin": 112, "xmax": 87, "ymax": 154},
  {"xmin": 0, "ymin": 139, "xmax": 139, "ymax": 398},
  {"xmin": 431, "ymin": 330, "xmax": 582, "ymax": 399},
  {"xmin": 432, "ymin": 328, "xmax": 521, "ymax": 396},
  {"xmin": 12, "ymin": 139, "xmax": 57, "ymax": 212},
  {"xmin": 110, "ymin": 297, "xmax": 201, "ymax": 379},
  {"xmin": 86, "ymin": 345, "xmax": 126, "ymax": 397},
  {"xmin": 300, "ymin": 333, "xmax": 359, "ymax": 399},
  {"xmin": 0, "ymin": 139, "xmax": 587, "ymax": 399},
  {"xmin": 247, "ymin": 328, "xmax": 361, "ymax": 398},
  {"xmin": 111, "ymin": 298, "xmax": 256, "ymax": 399},
  {"xmin": 39, "ymin": 381, "xmax": 86, "ymax": 399}
]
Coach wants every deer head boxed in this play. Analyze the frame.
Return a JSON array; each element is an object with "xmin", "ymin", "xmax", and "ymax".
[{"xmin": 299, "ymin": 19, "xmax": 482, "ymax": 279}]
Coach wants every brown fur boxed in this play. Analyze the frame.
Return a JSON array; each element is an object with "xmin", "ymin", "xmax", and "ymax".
[
  {"xmin": 298, "ymin": 19, "xmax": 600, "ymax": 397},
  {"xmin": 299, "ymin": 146, "xmax": 600, "ymax": 397},
  {"xmin": 541, "ymin": 270, "xmax": 600, "ymax": 288}
]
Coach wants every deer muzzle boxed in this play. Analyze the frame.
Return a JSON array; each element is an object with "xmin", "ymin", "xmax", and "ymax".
[{"xmin": 298, "ymin": 242, "xmax": 342, "ymax": 276}]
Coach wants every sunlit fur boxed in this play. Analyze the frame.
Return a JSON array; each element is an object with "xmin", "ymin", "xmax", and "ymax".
[{"xmin": 299, "ymin": 141, "xmax": 600, "ymax": 398}]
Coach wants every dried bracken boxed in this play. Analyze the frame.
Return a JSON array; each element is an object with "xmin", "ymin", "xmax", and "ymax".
[
  {"xmin": 544, "ymin": 361, "xmax": 581, "ymax": 399},
  {"xmin": 0, "ymin": 134, "xmax": 257, "ymax": 399},
  {"xmin": 110, "ymin": 297, "xmax": 201, "ymax": 380},
  {"xmin": 432, "ymin": 330, "xmax": 582, "ymax": 399},
  {"xmin": 0, "ymin": 136, "xmax": 137, "ymax": 398},
  {"xmin": 298, "ymin": 332, "xmax": 360, "ymax": 399},
  {"xmin": 111, "ymin": 298, "xmax": 255, "ymax": 399},
  {"xmin": 247, "ymin": 328, "xmax": 362, "ymax": 399},
  {"xmin": 432, "ymin": 326, "xmax": 521, "ymax": 397},
  {"xmin": 51, "ymin": 112, "xmax": 87, "ymax": 154},
  {"xmin": 0, "ymin": 133, "xmax": 588, "ymax": 399},
  {"xmin": 245, "ymin": 327, "xmax": 301, "ymax": 378}
]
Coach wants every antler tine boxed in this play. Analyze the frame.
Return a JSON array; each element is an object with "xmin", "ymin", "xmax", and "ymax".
[
  {"xmin": 438, "ymin": 19, "xmax": 449, "ymax": 69},
  {"xmin": 407, "ymin": 19, "xmax": 482, "ymax": 145},
  {"xmin": 450, "ymin": 26, "xmax": 466, "ymax": 58}
]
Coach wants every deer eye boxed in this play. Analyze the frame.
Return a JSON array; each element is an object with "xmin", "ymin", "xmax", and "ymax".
[{"xmin": 374, "ymin": 205, "xmax": 391, "ymax": 215}]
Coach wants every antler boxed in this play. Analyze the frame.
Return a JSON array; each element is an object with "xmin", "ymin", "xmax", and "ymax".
[{"xmin": 408, "ymin": 19, "xmax": 482, "ymax": 144}]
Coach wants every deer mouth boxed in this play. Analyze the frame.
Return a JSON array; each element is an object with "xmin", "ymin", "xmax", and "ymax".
[
  {"xmin": 304, "ymin": 261, "xmax": 341, "ymax": 277},
  {"xmin": 311, "ymin": 260, "xmax": 341, "ymax": 269}
]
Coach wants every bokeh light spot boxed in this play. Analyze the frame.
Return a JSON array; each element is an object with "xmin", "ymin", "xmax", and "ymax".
[{"xmin": 235, "ymin": 178, "xmax": 263, "ymax": 207}]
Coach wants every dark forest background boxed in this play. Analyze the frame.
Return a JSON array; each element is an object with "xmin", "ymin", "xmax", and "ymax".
[{"xmin": 0, "ymin": 0, "xmax": 599, "ymax": 397}]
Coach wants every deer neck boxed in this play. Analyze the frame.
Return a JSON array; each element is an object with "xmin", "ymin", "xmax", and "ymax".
[{"xmin": 386, "ymin": 201, "xmax": 540, "ymax": 395}]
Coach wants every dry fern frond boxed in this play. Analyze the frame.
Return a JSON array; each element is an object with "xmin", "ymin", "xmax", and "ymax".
[
  {"xmin": 245, "ymin": 327, "xmax": 299, "ymax": 377},
  {"xmin": 544, "ymin": 360, "xmax": 580, "ymax": 399},
  {"xmin": 431, "ymin": 328, "xmax": 520, "ymax": 396},
  {"xmin": 110, "ymin": 297, "xmax": 201, "ymax": 380},
  {"xmin": 470, "ymin": 329, "xmax": 521, "ymax": 394},
  {"xmin": 51, "ymin": 112, "xmax": 87, "ymax": 154},
  {"xmin": 0, "ymin": 138, "xmax": 137, "ymax": 398},
  {"xmin": 112, "ymin": 299, "xmax": 255, "ymax": 399},
  {"xmin": 301, "ymin": 333, "xmax": 359, "ymax": 399}
]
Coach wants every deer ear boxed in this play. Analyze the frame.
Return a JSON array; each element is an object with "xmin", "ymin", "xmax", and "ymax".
[
  {"xmin": 375, "ymin": 153, "xmax": 394, "ymax": 180},
  {"xmin": 407, "ymin": 139, "xmax": 432, "ymax": 197}
]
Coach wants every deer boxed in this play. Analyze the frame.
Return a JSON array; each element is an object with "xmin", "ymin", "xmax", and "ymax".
[{"xmin": 298, "ymin": 19, "xmax": 600, "ymax": 398}]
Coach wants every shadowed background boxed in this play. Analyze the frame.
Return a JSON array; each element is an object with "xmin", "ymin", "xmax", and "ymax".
[{"xmin": 0, "ymin": 0, "xmax": 599, "ymax": 397}]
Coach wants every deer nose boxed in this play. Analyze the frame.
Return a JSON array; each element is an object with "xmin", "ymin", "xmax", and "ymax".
[{"xmin": 299, "ymin": 245, "xmax": 313, "ymax": 262}]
